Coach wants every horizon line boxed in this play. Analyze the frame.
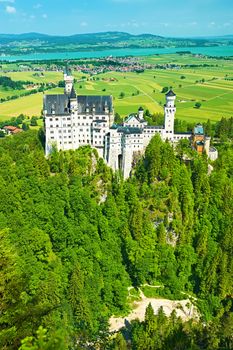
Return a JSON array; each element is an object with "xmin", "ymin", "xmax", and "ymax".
[{"xmin": 0, "ymin": 31, "xmax": 232, "ymax": 39}]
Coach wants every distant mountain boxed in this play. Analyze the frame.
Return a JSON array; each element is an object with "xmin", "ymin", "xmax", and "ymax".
[
  {"xmin": 0, "ymin": 31, "xmax": 232, "ymax": 54},
  {"xmin": 0, "ymin": 31, "xmax": 164, "ymax": 44}
]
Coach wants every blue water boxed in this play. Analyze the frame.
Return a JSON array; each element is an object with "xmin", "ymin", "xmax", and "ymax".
[{"xmin": 1, "ymin": 46, "xmax": 233, "ymax": 61}]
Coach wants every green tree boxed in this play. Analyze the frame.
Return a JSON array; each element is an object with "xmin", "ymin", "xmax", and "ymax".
[
  {"xmin": 161, "ymin": 86, "xmax": 169, "ymax": 93},
  {"xmin": 30, "ymin": 116, "xmax": 38, "ymax": 126},
  {"xmin": 195, "ymin": 102, "xmax": 201, "ymax": 109}
]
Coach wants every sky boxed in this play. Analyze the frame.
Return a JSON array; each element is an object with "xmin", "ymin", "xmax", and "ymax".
[{"xmin": 0, "ymin": 0, "xmax": 233, "ymax": 37}]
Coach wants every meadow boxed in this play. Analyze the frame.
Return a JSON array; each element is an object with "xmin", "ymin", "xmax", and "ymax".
[{"xmin": 0, "ymin": 54, "xmax": 232, "ymax": 123}]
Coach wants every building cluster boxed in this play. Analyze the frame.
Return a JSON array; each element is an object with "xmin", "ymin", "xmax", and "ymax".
[
  {"xmin": 44, "ymin": 69, "xmax": 218, "ymax": 178},
  {"xmin": 0, "ymin": 125, "xmax": 23, "ymax": 135}
]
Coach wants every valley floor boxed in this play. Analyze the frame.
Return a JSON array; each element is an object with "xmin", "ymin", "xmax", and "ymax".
[{"xmin": 109, "ymin": 287, "xmax": 199, "ymax": 332}]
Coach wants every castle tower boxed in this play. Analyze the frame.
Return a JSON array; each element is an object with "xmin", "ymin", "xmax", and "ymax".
[
  {"xmin": 64, "ymin": 65, "xmax": 74, "ymax": 94},
  {"xmin": 164, "ymin": 90, "xmax": 176, "ymax": 136},
  {"xmin": 138, "ymin": 106, "xmax": 144, "ymax": 120}
]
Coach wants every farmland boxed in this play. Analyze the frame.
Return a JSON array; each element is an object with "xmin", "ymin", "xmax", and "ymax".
[{"xmin": 0, "ymin": 53, "xmax": 232, "ymax": 123}]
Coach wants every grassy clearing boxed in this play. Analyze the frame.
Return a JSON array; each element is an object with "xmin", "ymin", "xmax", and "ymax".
[
  {"xmin": 0, "ymin": 54, "xmax": 232, "ymax": 122},
  {"xmin": 0, "ymin": 87, "xmax": 66, "ymax": 121}
]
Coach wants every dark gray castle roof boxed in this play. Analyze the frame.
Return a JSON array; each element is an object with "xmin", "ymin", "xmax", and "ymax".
[
  {"xmin": 43, "ymin": 94, "xmax": 70, "ymax": 115},
  {"xmin": 43, "ymin": 94, "xmax": 113, "ymax": 116},
  {"xmin": 111, "ymin": 126, "xmax": 143, "ymax": 135},
  {"xmin": 77, "ymin": 95, "xmax": 113, "ymax": 114},
  {"xmin": 145, "ymin": 125, "xmax": 164, "ymax": 130}
]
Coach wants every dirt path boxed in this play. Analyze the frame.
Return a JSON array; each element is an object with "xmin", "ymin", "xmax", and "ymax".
[{"xmin": 109, "ymin": 288, "xmax": 198, "ymax": 333}]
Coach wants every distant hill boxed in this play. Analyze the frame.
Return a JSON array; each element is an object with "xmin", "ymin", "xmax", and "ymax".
[
  {"xmin": 0, "ymin": 31, "xmax": 232, "ymax": 54},
  {"xmin": 0, "ymin": 31, "xmax": 165, "ymax": 44}
]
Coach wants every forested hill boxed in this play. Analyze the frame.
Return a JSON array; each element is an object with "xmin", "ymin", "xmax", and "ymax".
[
  {"xmin": 0, "ymin": 31, "xmax": 232, "ymax": 54},
  {"xmin": 0, "ymin": 130, "xmax": 232, "ymax": 349}
]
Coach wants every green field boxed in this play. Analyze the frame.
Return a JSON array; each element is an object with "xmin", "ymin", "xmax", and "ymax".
[{"xmin": 0, "ymin": 54, "xmax": 232, "ymax": 123}]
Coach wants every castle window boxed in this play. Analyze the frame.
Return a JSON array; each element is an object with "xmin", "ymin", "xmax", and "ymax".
[
  {"xmin": 49, "ymin": 118, "xmax": 53, "ymax": 121},
  {"xmin": 56, "ymin": 118, "xmax": 59, "ymax": 121}
]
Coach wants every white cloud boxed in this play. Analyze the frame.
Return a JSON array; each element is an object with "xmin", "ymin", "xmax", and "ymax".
[
  {"xmin": 0, "ymin": 0, "xmax": 15, "ymax": 3},
  {"xmin": 161, "ymin": 23, "xmax": 170, "ymax": 27},
  {"xmin": 223, "ymin": 22, "xmax": 231, "ymax": 27},
  {"xmin": 42, "ymin": 13, "xmax": 47, "ymax": 19},
  {"xmin": 189, "ymin": 21, "xmax": 197, "ymax": 26},
  {"xmin": 6, "ymin": 5, "xmax": 16, "ymax": 13},
  {"xmin": 80, "ymin": 21, "xmax": 88, "ymax": 27},
  {"xmin": 34, "ymin": 3, "xmax": 42, "ymax": 9}
]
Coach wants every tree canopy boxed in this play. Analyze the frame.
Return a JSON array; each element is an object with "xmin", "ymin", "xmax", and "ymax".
[{"xmin": 0, "ymin": 129, "xmax": 232, "ymax": 349}]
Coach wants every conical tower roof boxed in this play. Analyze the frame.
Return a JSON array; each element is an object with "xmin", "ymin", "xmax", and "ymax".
[
  {"xmin": 70, "ymin": 85, "xmax": 76, "ymax": 99},
  {"xmin": 166, "ymin": 89, "xmax": 176, "ymax": 97}
]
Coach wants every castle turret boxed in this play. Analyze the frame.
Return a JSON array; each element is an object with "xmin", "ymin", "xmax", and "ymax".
[
  {"xmin": 64, "ymin": 65, "xmax": 74, "ymax": 94},
  {"xmin": 164, "ymin": 90, "xmax": 176, "ymax": 136},
  {"xmin": 204, "ymin": 136, "xmax": 211, "ymax": 156},
  {"xmin": 138, "ymin": 106, "xmax": 144, "ymax": 120}
]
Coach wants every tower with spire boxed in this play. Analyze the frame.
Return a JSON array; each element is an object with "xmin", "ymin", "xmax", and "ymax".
[{"xmin": 164, "ymin": 89, "xmax": 176, "ymax": 138}]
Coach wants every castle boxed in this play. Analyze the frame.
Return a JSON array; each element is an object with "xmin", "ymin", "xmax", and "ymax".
[{"xmin": 44, "ymin": 69, "xmax": 218, "ymax": 178}]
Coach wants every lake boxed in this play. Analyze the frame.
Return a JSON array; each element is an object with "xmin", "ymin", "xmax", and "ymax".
[{"xmin": 1, "ymin": 46, "xmax": 233, "ymax": 61}]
